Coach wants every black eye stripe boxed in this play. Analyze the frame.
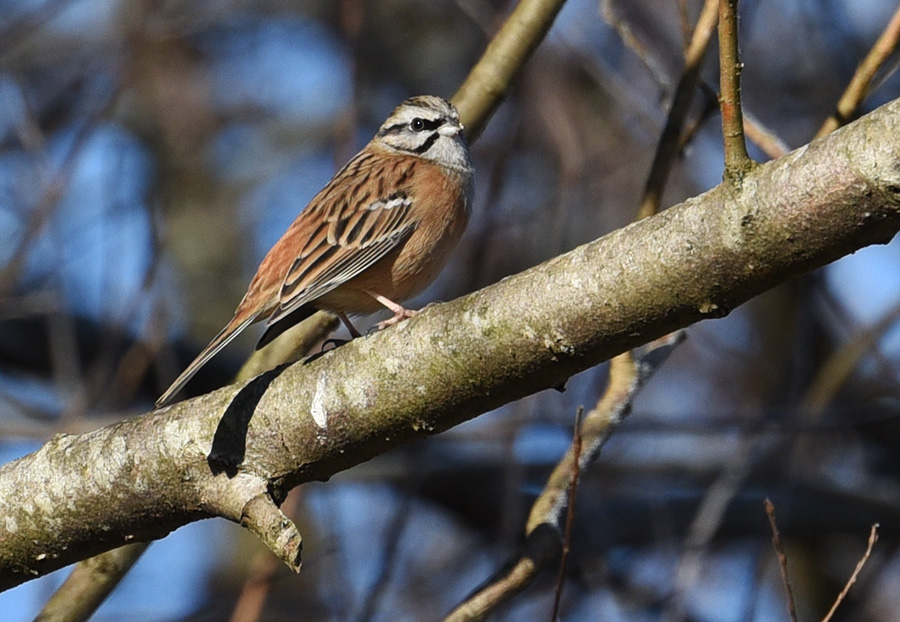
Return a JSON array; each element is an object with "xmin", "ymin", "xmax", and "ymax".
[
  {"xmin": 378, "ymin": 117, "xmax": 444, "ymax": 136},
  {"xmin": 414, "ymin": 118, "xmax": 442, "ymax": 132}
]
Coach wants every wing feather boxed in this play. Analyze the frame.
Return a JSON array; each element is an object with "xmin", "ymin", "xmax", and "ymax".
[{"xmin": 263, "ymin": 156, "xmax": 418, "ymax": 329}]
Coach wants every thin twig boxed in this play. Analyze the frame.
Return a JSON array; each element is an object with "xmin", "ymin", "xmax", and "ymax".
[
  {"xmin": 802, "ymin": 299, "xmax": 900, "ymax": 417},
  {"xmin": 741, "ymin": 108, "xmax": 789, "ymax": 159},
  {"xmin": 815, "ymin": 287, "xmax": 900, "ymax": 395},
  {"xmin": 353, "ymin": 451, "xmax": 424, "ymax": 622},
  {"xmin": 692, "ymin": 82, "xmax": 790, "ymax": 161},
  {"xmin": 821, "ymin": 523, "xmax": 880, "ymax": 622},
  {"xmin": 677, "ymin": 0, "xmax": 693, "ymax": 51},
  {"xmin": 717, "ymin": 0, "xmax": 754, "ymax": 181},
  {"xmin": 678, "ymin": 83, "xmax": 720, "ymax": 152},
  {"xmin": 453, "ymin": 0, "xmax": 570, "ymax": 141},
  {"xmin": 637, "ymin": 0, "xmax": 718, "ymax": 219},
  {"xmin": 816, "ymin": 3, "xmax": 900, "ymax": 138},
  {"xmin": 601, "ymin": 0, "xmax": 671, "ymax": 88},
  {"xmin": 663, "ymin": 431, "xmax": 766, "ymax": 622},
  {"xmin": 33, "ymin": 543, "xmax": 150, "ymax": 622},
  {"xmin": 764, "ymin": 499, "xmax": 799, "ymax": 622},
  {"xmin": 550, "ymin": 406, "xmax": 583, "ymax": 622},
  {"xmin": 443, "ymin": 335, "xmax": 684, "ymax": 622}
]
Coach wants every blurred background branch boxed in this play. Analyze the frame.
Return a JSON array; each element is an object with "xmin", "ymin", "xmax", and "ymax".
[{"xmin": 445, "ymin": 336, "xmax": 682, "ymax": 621}]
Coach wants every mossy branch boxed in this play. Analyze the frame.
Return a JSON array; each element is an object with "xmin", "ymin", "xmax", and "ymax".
[{"xmin": 1, "ymin": 97, "xmax": 899, "ymax": 591}]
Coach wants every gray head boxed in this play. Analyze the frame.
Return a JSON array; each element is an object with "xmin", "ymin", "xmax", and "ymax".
[{"xmin": 376, "ymin": 95, "xmax": 472, "ymax": 174}]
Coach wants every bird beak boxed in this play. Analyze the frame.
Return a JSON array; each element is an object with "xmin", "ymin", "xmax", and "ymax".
[{"xmin": 439, "ymin": 123, "xmax": 462, "ymax": 137}]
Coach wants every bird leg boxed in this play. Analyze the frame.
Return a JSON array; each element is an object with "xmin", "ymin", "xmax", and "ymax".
[
  {"xmin": 337, "ymin": 312, "xmax": 362, "ymax": 338},
  {"xmin": 364, "ymin": 290, "xmax": 417, "ymax": 330}
]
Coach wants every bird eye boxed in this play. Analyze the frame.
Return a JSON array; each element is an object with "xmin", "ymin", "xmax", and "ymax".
[{"xmin": 410, "ymin": 118, "xmax": 425, "ymax": 132}]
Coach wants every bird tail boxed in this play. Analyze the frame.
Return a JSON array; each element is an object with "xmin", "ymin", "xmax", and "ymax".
[{"xmin": 155, "ymin": 313, "xmax": 258, "ymax": 409}]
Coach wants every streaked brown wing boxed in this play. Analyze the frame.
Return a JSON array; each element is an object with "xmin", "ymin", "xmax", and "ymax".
[{"xmin": 263, "ymin": 187, "xmax": 417, "ymax": 328}]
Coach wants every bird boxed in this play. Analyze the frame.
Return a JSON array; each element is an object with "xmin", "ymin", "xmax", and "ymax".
[{"xmin": 155, "ymin": 95, "xmax": 474, "ymax": 408}]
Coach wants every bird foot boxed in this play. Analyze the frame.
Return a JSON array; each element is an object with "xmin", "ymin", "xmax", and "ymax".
[{"xmin": 375, "ymin": 307, "xmax": 417, "ymax": 331}]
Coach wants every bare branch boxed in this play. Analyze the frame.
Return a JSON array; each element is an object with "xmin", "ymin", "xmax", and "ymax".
[
  {"xmin": 802, "ymin": 300, "xmax": 900, "ymax": 416},
  {"xmin": 550, "ymin": 406, "xmax": 584, "ymax": 622},
  {"xmin": 764, "ymin": 499, "xmax": 799, "ymax": 622},
  {"xmin": 453, "ymin": 0, "xmax": 569, "ymax": 141},
  {"xmin": 717, "ymin": 0, "xmax": 754, "ymax": 180},
  {"xmin": 218, "ymin": 0, "xmax": 571, "ymax": 408},
  {"xmin": 444, "ymin": 338, "xmax": 682, "ymax": 622},
  {"xmin": 228, "ymin": 490, "xmax": 302, "ymax": 622},
  {"xmin": 817, "ymin": 4, "xmax": 900, "ymax": 138},
  {"xmin": 638, "ymin": 0, "xmax": 719, "ymax": 219},
  {"xmin": 821, "ymin": 523, "xmax": 880, "ymax": 622},
  {"xmin": 1, "ymin": 98, "xmax": 899, "ymax": 590},
  {"xmin": 235, "ymin": 312, "xmax": 341, "ymax": 384},
  {"xmin": 742, "ymin": 109, "xmax": 789, "ymax": 160},
  {"xmin": 38, "ymin": 2, "xmax": 574, "ymax": 614},
  {"xmin": 32, "ymin": 544, "xmax": 149, "ymax": 622}
]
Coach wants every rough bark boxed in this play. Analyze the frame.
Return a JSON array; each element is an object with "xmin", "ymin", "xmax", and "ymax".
[{"xmin": 1, "ymin": 97, "xmax": 898, "ymax": 591}]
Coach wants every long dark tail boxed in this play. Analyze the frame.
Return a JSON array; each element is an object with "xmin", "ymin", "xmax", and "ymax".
[{"xmin": 155, "ymin": 313, "xmax": 258, "ymax": 409}]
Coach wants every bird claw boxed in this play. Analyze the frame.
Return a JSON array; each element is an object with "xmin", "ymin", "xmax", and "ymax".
[{"xmin": 376, "ymin": 308, "xmax": 417, "ymax": 331}]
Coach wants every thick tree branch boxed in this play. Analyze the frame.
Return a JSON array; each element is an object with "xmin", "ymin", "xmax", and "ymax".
[
  {"xmin": 1, "ymin": 97, "xmax": 899, "ymax": 591},
  {"xmin": 36, "ymin": 2, "xmax": 575, "ymax": 614}
]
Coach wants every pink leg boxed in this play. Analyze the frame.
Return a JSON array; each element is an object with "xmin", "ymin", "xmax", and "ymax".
[{"xmin": 364, "ymin": 290, "xmax": 417, "ymax": 329}]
